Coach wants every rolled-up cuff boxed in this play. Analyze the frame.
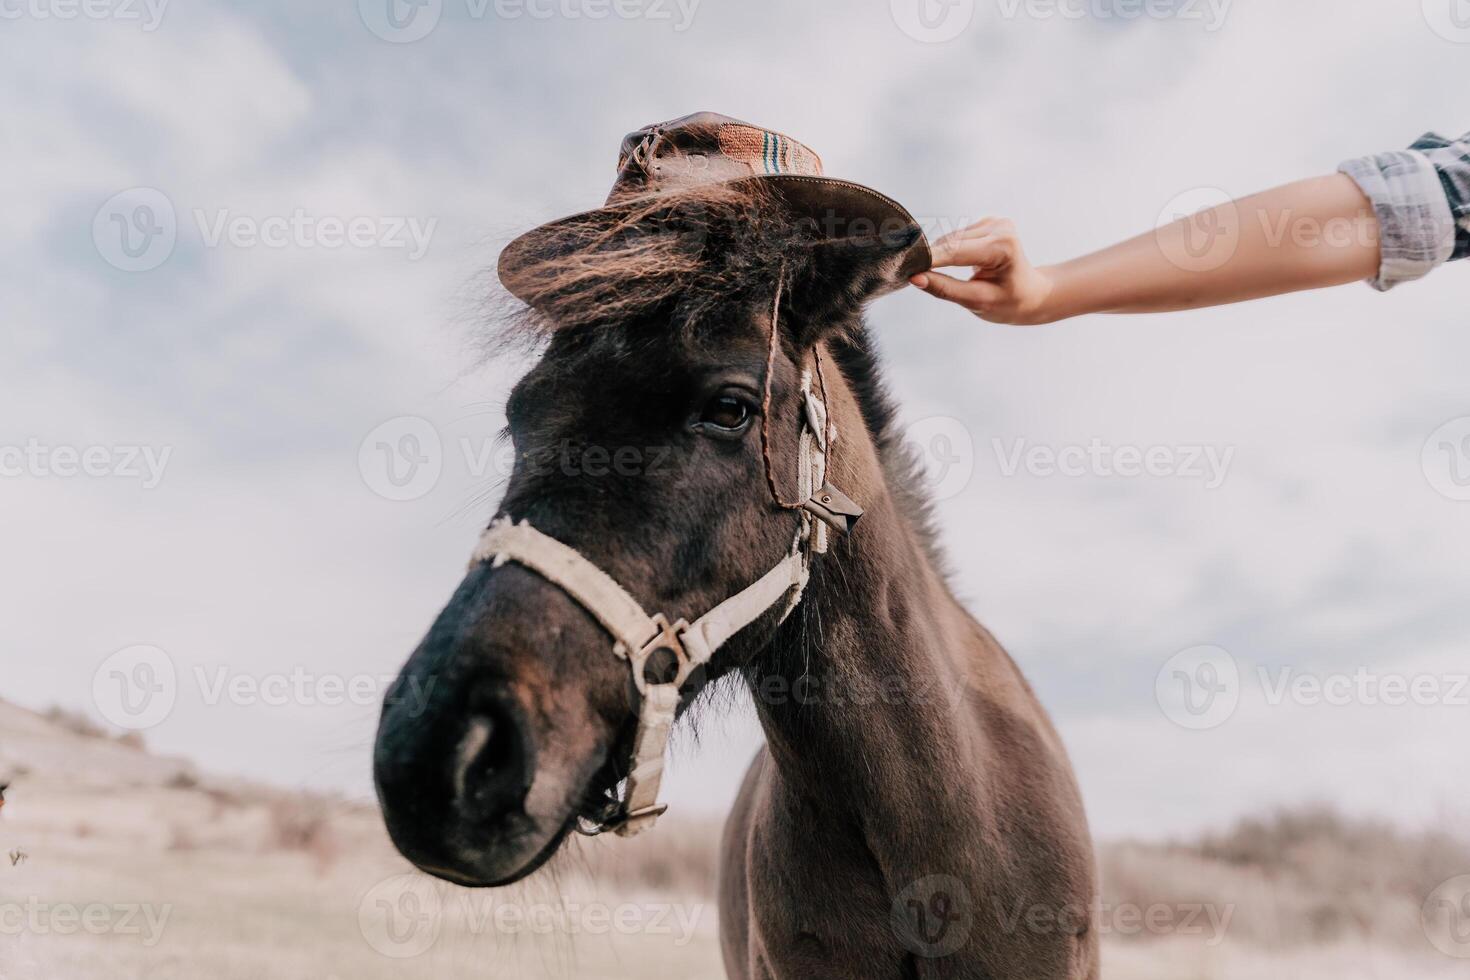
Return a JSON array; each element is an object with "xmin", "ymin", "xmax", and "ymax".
[{"xmin": 1339, "ymin": 150, "xmax": 1457, "ymax": 291}]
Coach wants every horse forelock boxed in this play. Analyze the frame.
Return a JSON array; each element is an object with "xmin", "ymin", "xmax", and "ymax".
[{"xmin": 478, "ymin": 182, "xmax": 946, "ymax": 575}]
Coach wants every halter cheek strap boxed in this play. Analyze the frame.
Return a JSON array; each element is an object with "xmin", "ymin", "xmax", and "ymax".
[{"xmin": 468, "ymin": 365, "xmax": 843, "ymax": 837}]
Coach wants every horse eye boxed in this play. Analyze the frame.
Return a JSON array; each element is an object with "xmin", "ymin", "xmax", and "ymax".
[{"xmin": 697, "ymin": 395, "xmax": 753, "ymax": 433}]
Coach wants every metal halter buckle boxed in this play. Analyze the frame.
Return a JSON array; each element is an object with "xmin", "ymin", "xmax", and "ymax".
[{"xmin": 627, "ymin": 613, "xmax": 692, "ymax": 694}]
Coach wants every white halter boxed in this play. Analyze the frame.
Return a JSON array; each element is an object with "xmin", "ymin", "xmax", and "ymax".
[{"xmin": 468, "ymin": 369, "xmax": 839, "ymax": 836}]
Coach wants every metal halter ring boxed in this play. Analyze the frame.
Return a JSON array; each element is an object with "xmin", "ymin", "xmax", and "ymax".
[{"xmin": 627, "ymin": 613, "xmax": 694, "ymax": 694}]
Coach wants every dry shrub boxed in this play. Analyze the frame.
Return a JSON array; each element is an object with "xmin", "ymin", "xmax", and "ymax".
[
  {"xmin": 264, "ymin": 794, "xmax": 341, "ymax": 874},
  {"xmin": 203, "ymin": 786, "xmax": 244, "ymax": 810},
  {"xmin": 115, "ymin": 731, "xmax": 146, "ymax": 751},
  {"xmin": 167, "ymin": 824, "xmax": 197, "ymax": 852},
  {"xmin": 558, "ymin": 816, "xmax": 721, "ymax": 897},
  {"xmin": 44, "ymin": 705, "xmax": 108, "ymax": 739},
  {"xmin": 1196, "ymin": 806, "xmax": 1470, "ymax": 900},
  {"xmin": 1102, "ymin": 806, "xmax": 1470, "ymax": 950},
  {"xmin": 166, "ymin": 771, "xmax": 199, "ymax": 791},
  {"xmin": 44, "ymin": 704, "xmax": 148, "ymax": 750}
]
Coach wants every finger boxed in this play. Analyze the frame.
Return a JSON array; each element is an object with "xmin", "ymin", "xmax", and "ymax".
[
  {"xmin": 969, "ymin": 216, "xmax": 1014, "ymax": 237},
  {"xmin": 910, "ymin": 270, "xmax": 1005, "ymax": 309},
  {"xmin": 933, "ymin": 217, "xmax": 1013, "ymax": 252},
  {"xmin": 929, "ymin": 231, "xmax": 987, "ymax": 268},
  {"xmin": 930, "ymin": 221, "xmax": 994, "ymax": 263},
  {"xmin": 911, "ymin": 270, "xmax": 969, "ymax": 301},
  {"xmin": 954, "ymin": 217, "xmax": 1010, "ymax": 240},
  {"xmin": 931, "ymin": 235, "xmax": 1011, "ymax": 272}
]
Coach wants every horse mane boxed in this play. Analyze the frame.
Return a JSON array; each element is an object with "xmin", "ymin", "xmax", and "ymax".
[{"xmin": 825, "ymin": 324, "xmax": 948, "ymax": 576}]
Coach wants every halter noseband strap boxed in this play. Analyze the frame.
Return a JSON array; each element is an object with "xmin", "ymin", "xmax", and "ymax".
[{"xmin": 469, "ymin": 519, "xmax": 810, "ymax": 836}]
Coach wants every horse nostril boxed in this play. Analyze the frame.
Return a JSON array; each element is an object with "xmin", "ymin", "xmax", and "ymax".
[{"xmin": 453, "ymin": 696, "xmax": 531, "ymax": 823}]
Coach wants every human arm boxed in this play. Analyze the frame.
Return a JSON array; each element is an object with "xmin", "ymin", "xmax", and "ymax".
[{"xmin": 911, "ymin": 131, "xmax": 1469, "ymax": 324}]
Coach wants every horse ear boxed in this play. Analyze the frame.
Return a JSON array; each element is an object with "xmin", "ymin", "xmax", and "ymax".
[{"xmin": 780, "ymin": 223, "xmax": 927, "ymax": 345}]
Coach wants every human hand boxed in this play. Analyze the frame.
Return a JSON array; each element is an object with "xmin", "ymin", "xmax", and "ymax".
[{"xmin": 909, "ymin": 218, "xmax": 1058, "ymax": 325}]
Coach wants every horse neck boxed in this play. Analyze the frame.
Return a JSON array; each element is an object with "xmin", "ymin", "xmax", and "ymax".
[{"xmin": 748, "ymin": 352, "xmax": 982, "ymax": 828}]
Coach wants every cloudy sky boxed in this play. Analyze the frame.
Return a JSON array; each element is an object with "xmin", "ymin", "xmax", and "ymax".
[{"xmin": 3, "ymin": 0, "xmax": 1468, "ymax": 840}]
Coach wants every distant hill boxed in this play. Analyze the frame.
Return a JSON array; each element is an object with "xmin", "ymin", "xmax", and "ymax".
[{"xmin": 0, "ymin": 697, "xmax": 197, "ymax": 791}]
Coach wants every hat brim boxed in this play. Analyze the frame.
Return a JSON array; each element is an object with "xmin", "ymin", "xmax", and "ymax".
[{"xmin": 497, "ymin": 174, "xmax": 931, "ymax": 307}]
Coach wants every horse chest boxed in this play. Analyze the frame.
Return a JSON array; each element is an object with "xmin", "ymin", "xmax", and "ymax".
[{"xmin": 735, "ymin": 800, "xmax": 914, "ymax": 977}]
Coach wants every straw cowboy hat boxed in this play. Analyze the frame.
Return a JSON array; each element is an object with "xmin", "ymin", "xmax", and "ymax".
[{"xmin": 497, "ymin": 111, "xmax": 931, "ymax": 304}]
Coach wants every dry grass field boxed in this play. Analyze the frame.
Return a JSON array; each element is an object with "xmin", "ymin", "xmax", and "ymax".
[{"xmin": 1, "ymin": 699, "xmax": 1465, "ymax": 979}]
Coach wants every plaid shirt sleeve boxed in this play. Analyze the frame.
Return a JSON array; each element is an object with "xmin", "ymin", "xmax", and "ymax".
[{"xmin": 1338, "ymin": 130, "xmax": 1470, "ymax": 291}]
